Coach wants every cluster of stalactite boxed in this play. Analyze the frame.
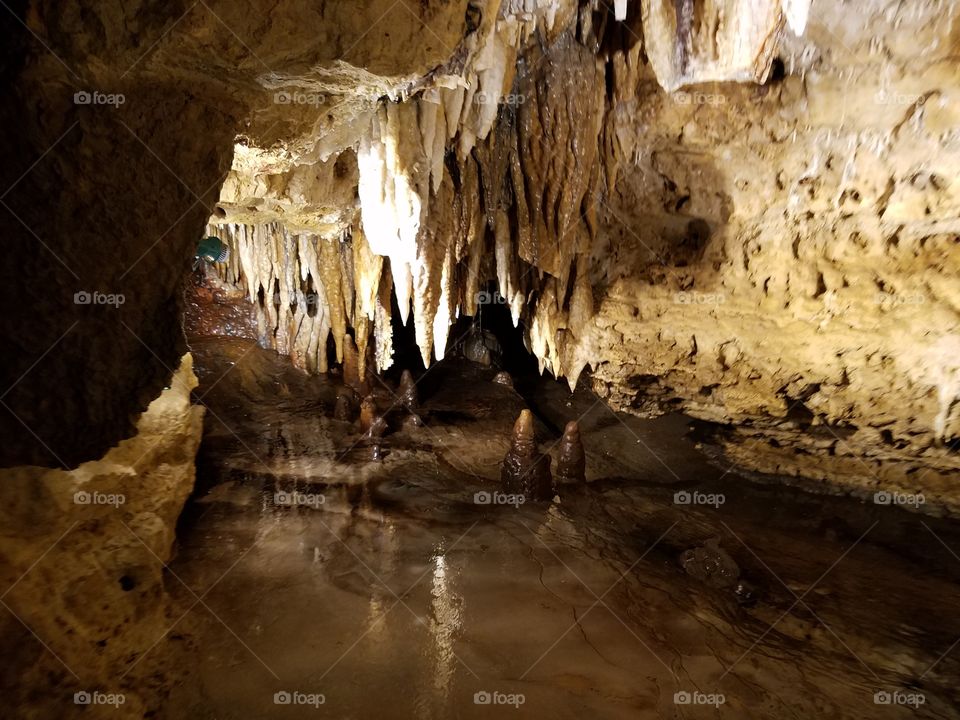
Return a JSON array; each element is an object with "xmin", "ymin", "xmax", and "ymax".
[
  {"xmin": 206, "ymin": 4, "xmax": 606, "ymax": 384},
  {"xmin": 206, "ymin": 222, "xmax": 393, "ymax": 380},
  {"xmin": 207, "ymin": 0, "xmax": 794, "ymax": 386},
  {"xmin": 352, "ymin": 0, "xmax": 604, "ymax": 384}
]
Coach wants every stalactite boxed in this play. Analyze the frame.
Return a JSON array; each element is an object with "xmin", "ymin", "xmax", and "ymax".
[
  {"xmin": 640, "ymin": 0, "xmax": 789, "ymax": 91},
  {"xmin": 317, "ymin": 234, "xmax": 348, "ymax": 364},
  {"xmin": 374, "ymin": 265, "xmax": 395, "ymax": 373}
]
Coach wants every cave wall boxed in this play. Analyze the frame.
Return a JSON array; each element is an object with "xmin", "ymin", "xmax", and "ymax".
[
  {"xmin": 0, "ymin": 0, "xmax": 472, "ymax": 468},
  {"xmin": 0, "ymin": 353, "xmax": 203, "ymax": 715},
  {"xmin": 586, "ymin": 0, "xmax": 960, "ymax": 504}
]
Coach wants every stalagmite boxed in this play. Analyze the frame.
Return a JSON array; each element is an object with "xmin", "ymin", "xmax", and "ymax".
[
  {"xmin": 342, "ymin": 340, "xmax": 362, "ymax": 392},
  {"xmin": 399, "ymin": 370, "xmax": 419, "ymax": 412},
  {"xmin": 492, "ymin": 371, "xmax": 513, "ymax": 389},
  {"xmin": 334, "ymin": 392, "xmax": 355, "ymax": 422},
  {"xmin": 556, "ymin": 421, "xmax": 586, "ymax": 484},
  {"xmin": 500, "ymin": 409, "xmax": 553, "ymax": 501},
  {"xmin": 360, "ymin": 396, "xmax": 377, "ymax": 435}
]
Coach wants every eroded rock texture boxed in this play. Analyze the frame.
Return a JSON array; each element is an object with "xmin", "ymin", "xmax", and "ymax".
[
  {"xmin": 0, "ymin": 354, "xmax": 203, "ymax": 715},
  {"xmin": 587, "ymin": 0, "xmax": 960, "ymax": 506}
]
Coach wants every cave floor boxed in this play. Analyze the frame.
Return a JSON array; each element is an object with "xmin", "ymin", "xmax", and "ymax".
[{"xmin": 158, "ymin": 336, "xmax": 960, "ymax": 719}]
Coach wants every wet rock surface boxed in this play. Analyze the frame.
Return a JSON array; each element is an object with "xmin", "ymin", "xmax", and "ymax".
[
  {"xmin": 500, "ymin": 409, "xmax": 555, "ymax": 501},
  {"xmin": 680, "ymin": 538, "xmax": 741, "ymax": 589},
  {"xmin": 556, "ymin": 420, "xmax": 586, "ymax": 485}
]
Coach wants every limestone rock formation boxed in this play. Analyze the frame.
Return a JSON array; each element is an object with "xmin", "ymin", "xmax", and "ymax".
[
  {"xmin": 640, "ymin": 0, "xmax": 797, "ymax": 91},
  {"xmin": 399, "ymin": 369, "xmax": 419, "ymax": 412},
  {"xmin": 0, "ymin": 354, "xmax": 203, "ymax": 714},
  {"xmin": 556, "ymin": 420, "xmax": 586, "ymax": 484},
  {"xmin": 360, "ymin": 395, "xmax": 378, "ymax": 436},
  {"xmin": 501, "ymin": 409, "xmax": 554, "ymax": 500},
  {"xmin": 334, "ymin": 391, "xmax": 356, "ymax": 422},
  {"xmin": 0, "ymin": 0, "xmax": 474, "ymax": 467}
]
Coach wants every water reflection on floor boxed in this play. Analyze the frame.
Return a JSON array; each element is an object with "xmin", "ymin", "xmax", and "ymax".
[{"xmin": 162, "ymin": 337, "xmax": 960, "ymax": 719}]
